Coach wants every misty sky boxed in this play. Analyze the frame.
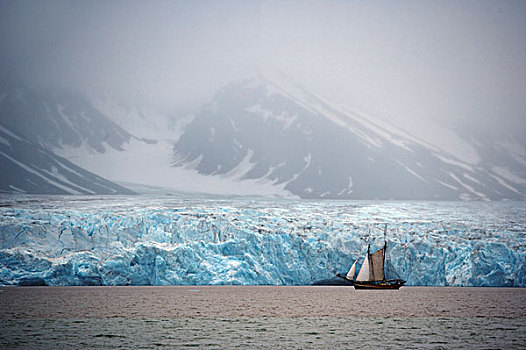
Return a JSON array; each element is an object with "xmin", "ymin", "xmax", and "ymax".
[{"xmin": 1, "ymin": 0, "xmax": 525, "ymax": 135}]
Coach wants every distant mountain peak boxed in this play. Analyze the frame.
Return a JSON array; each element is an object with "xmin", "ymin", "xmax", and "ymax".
[
  {"xmin": 4, "ymin": 81, "xmax": 523, "ymax": 199},
  {"xmin": 0, "ymin": 85, "xmax": 135, "ymax": 195},
  {"xmin": 0, "ymin": 85, "xmax": 132, "ymax": 153},
  {"xmin": 172, "ymin": 76, "xmax": 526, "ymax": 200}
]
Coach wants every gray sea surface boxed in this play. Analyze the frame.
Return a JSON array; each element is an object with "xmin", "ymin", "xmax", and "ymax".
[{"xmin": 1, "ymin": 286, "xmax": 525, "ymax": 349}]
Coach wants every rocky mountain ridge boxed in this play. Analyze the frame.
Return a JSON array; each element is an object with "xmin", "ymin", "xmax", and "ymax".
[{"xmin": 172, "ymin": 76, "xmax": 526, "ymax": 200}]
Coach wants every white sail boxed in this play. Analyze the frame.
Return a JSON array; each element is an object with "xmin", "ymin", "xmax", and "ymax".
[
  {"xmin": 355, "ymin": 253, "xmax": 370, "ymax": 281},
  {"xmin": 346, "ymin": 261, "xmax": 357, "ymax": 280}
]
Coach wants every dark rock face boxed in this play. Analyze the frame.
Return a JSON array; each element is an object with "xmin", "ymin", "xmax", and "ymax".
[
  {"xmin": 0, "ymin": 86, "xmax": 134, "ymax": 195},
  {"xmin": 0, "ymin": 87, "xmax": 131, "ymax": 152},
  {"xmin": 0, "ymin": 126, "xmax": 135, "ymax": 194}
]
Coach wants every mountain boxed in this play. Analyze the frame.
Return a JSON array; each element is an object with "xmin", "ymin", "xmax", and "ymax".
[
  {"xmin": 0, "ymin": 86, "xmax": 135, "ymax": 194},
  {"xmin": 0, "ymin": 86, "xmax": 131, "ymax": 152},
  {"xmin": 0, "ymin": 84, "xmax": 263, "ymax": 197},
  {"xmin": 89, "ymin": 95, "xmax": 187, "ymax": 142},
  {"xmin": 3, "ymin": 79, "xmax": 523, "ymax": 199},
  {"xmin": 0, "ymin": 125, "xmax": 135, "ymax": 194},
  {"xmin": 173, "ymin": 76, "xmax": 526, "ymax": 200}
]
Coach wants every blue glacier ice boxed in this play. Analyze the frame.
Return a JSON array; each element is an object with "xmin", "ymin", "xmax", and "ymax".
[{"xmin": 0, "ymin": 196, "xmax": 524, "ymax": 287}]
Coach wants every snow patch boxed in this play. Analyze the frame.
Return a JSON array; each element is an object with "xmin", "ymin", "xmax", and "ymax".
[
  {"xmin": 8, "ymin": 185, "xmax": 26, "ymax": 193},
  {"xmin": 304, "ymin": 153, "xmax": 312, "ymax": 167},
  {"xmin": 492, "ymin": 166, "xmax": 526, "ymax": 185},
  {"xmin": 222, "ymin": 149, "xmax": 255, "ymax": 179},
  {"xmin": 56, "ymin": 104, "xmax": 78, "ymax": 135},
  {"xmin": 437, "ymin": 181, "xmax": 458, "ymax": 191},
  {"xmin": 449, "ymin": 172, "xmax": 488, "ymax": 200},
  {"xmin": 395, "ymin": 160, "xmax": 427, "ymax": 182},
  {"xmin": 230, "ymin": 119, "xmax": 239, "ymax": 132},
  {"xmin": 0, "ymin": 151, "xmax": 80, "ymax": 194},
  {"xmin": 0, "ymin": 125, "xmax": 24, "ymax": 141},
  {"xmin": 56, "ymin": 139, "xmax": 295, "ymax": 198},
  {"xmin": 462, "ymin": 172, "xmax": 482, "ymax": 185},
  {"xmin": 246, "ymin": 104, "xmax": 298, "ymax": 129},
  {"xmin": 337, "ymin": 176, "xmax": 354, "ymax": 196},
  {"xmin": 489, "ymin": 174, "xmax": 521, "ymax": 194},
  {"xmin": 39, "ymin": 166, "xmax": 96, "ymax": 194},
  {"xmin": 434, "ymin": 154, "xmax": 475, "ymax": 172}
]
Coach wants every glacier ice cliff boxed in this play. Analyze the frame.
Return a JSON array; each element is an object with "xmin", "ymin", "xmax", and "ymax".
[{"xmin": 0, "ymin": 196, "xmax": 524, "ymax": 287}]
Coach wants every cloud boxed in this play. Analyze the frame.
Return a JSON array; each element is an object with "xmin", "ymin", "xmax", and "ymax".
[{"xmin": 1, "ymin": 0, "xmax": 525, "ymax": 135}]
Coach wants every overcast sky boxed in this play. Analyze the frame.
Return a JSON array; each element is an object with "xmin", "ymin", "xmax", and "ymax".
[{"xmin": 1, "ymin": 0, "xmax": 525, "ymax": 136}]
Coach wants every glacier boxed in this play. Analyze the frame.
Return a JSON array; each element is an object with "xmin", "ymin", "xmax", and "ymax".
[{"xmin": 0, "ymin": 195, "xmax": 524, "ymax": 287}]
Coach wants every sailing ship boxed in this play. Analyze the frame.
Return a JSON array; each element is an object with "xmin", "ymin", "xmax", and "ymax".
[{"xmin": 337, "ymin": 241, "xmax": 406, "ymax": 290}]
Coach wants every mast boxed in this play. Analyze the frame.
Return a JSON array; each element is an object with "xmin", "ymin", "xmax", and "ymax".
[
  {"xmin": 370, "ymin": 243, "xmax": 374, "ymax": 281},
  {"xmin": 383, "ymin": 224, "xmax": 387, "ymax": 281},
  {"xmin": 368, "ymin": 244, "xmax": 373, "ymax": 281}
]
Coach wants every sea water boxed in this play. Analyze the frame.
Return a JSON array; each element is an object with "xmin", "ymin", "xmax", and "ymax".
[{"xmin": 1, "ymin": 286, "xmax": 525, "ymax": 349}]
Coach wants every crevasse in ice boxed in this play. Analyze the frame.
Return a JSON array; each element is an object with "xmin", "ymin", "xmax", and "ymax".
[{"xmin": 0, "ymin": 196, "xmax": 524, "ymax": 286}]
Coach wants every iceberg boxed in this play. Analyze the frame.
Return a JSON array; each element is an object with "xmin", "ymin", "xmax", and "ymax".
[{"xmin": 0, "ymin": 196, "xmax": 524, "ymax": 287}]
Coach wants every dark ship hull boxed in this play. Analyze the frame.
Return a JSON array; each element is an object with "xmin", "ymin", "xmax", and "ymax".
[
  {"xmin": 336, "ymin": 273, "xmax": 354, "ymax": 284},
  {"xmin": 337, "ymin": 274, "xmax": 405, "ymax": 289},
  {"xmin": 352, "ymin": 279, "xmax": 406, "ymax": 290}
]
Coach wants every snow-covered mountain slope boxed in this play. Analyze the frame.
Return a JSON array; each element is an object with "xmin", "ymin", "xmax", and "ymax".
[
  {"xmin": 47, "ymin": 89, "xmax": 295, "ymax": 197},
  {"xmin": 90, "ymin": 95, "xmax": 189, "ymax": 141},
  {"xmin": 173, "ymin": 76, "xmax": 526, "ymax": 200},
  {"xmin": 0, "ymin": 126, "xmax": 134, "ymax": 195},
  {"xmin": 3, "ymin": 80, "xmax": 523, "ymax": 199},
  {"xmin": 55, "ymin": 137, "xmax": 294, "ymax": 198},
  {"xmin": 0, "ymin": 83, "xmax": 288, "ymax": 196},
  {"xmin": 0, "ymin": 87, "xmax": 131, "ymax": 152},
  {"xmin": 0, "ymin": 86, "xmax": 136, "ymax": 194}
]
